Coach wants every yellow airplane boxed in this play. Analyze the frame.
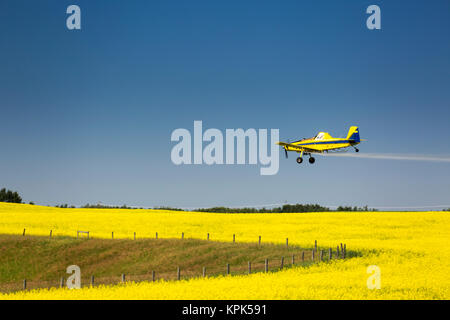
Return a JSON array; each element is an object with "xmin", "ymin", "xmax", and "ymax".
[{"xmin": 277, "ymin": 126, "xmax": 363, "ymax": 164}]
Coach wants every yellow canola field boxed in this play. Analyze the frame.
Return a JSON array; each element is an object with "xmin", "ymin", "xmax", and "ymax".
[{"xmin": 1, "ymin": 202, "xmax": 449, "ymax": 299}]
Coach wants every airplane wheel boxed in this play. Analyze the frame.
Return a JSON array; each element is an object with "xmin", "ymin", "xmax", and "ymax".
[
  {"xmin": 296, "ymin": 157, "xmax": 303, "ymax": 164},
  {"xmin": 355, "ymin": 148, "xmax": 359, "ymax": 153},
  {"xmin": 309, "ymin": 157, "xmax": 315, "ymax": 164}
]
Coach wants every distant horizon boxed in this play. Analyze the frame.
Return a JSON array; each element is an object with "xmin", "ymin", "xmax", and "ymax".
[{"xmin": 2, "ymin": 199, "xmax": 449, "ymax": 212}]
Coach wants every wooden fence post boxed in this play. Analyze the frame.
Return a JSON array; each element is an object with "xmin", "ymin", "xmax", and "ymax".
[
  {"xmin": 134, "ymin": 232, "xmax": 136, "ymax": 240},
  {"xmin": 207, "ymin": 233, "xmax": 209, "ymax": 241},
  {"xmin": 156, "ymin": 232, "xmax": 158, "ymax": 239},
  {"xmin": 320, "ymin": 250, "xmax": 323, "ymax": 262},
  {"xmin": 343, "ymin": 244, "xmax": 347, "ymax": 259},
  {"xmin": 292, "ymin": 254, "xmax": 295, "ymax": 265},
  {"xmin": 49, "ymin": 230, "xmax": 52, "ymax": 238},
  {"xmin": 181, "ymin": 232, "xmax": 184, "ymax": 240},
  {"xmin": 340, "ymin": 243, "xmax": 344, "ymax": 256},
  {"xmin": 248, "ymin": 261, "xmax": 251, "ymax": 274},
  {"xmin": 23, "ymin": 228, "xmax": 26, "ymax": 236},
  {"xmin": 177, "ymin": 267, "xmax": 180, "ymax": 280},
  {"xmin": 315, "ymin": 240, "xmax": 317, "ymax": 251},
  {"xmin": 337, "ymin": 245, "xmax": 340, "ymax": 259},
  {"xmin": 233, "ymin": 234, "xmax": 235, "ymax": 243},
  {"xmin": 152, "ymin": 271, "xmax": 155, "ymax": 282},
  {"xmin": 280, "ymin": 257, "xmax": 284, "ymax": 269},
  {"xmin": 60, "ymin": 277, "xmax": 64, "ymax": 288},
  {"xmin": 302, "ymin": 251, "xmax": 305, "ymax": 262},
  {"xmin": 87, "ymin": 231, "xmax": 89, "ymax": 240},
  {"xmin": 23, "ymin": 279, "xmax": 27, "ymax": 290},
  {"xmin": 286, "ymin": 238, "xmax": 289, "ymax": 248},
  {"xmin": 259, "ymin": 236, "xmax": 261, "ymax": 246},
  {"xmin": 121, "ymin": 273, "xmax": 125, "ymax": 283},
  {"xmin": 226, "ymin": 264, "xmax": 230, "ymax": 275},
  {"xmin": 203, "ymin": 267, "xmax": 206, "ymax": 278},
  {"xmin": 112, "ymin": 232, "xmax": 114, "ymax": 240},
  {"xmin": 328, "ymin": 248, "xmax": 332, "ymax": 261},
  {"xmin": 312, "ymin": 249, "xmax": 315, "ymax": 262},
  {"xmin": 265, "ymin": 259, "xmax": 268, "ymax": 273},
  {"xmin": 91, "ymin": 275, "xmax": 95, "ymax": 286}
]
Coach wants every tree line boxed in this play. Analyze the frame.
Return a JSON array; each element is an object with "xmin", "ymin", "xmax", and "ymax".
[
  {"xmin": 194, "ymin": 204, "xmax": 332, "ymax": 213},
  {"xmin": 81, "ymin": 203, "xmax": 141, "ymax": 209},
  {"xmin": 0, "ymin": 188, "xmax": 380, "ymax": 212},
  {"xmin": 0, "ymin": 188, "xmax": 22, "ymax": 203},
  {"xmin": 6, "ymin": 187, "xmax": 447, "ymax": 212},
  {"xmin": 336, "ymin": 205, "xmax": 378, "ymax": 212}
]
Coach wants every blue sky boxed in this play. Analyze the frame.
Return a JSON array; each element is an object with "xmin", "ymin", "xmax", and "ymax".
[{"xmin": 1, "ymin": 0, "xmax": 449, "ymax": 209}]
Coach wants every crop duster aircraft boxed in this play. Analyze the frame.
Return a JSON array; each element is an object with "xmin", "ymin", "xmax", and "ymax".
[{"xmin": 276, "ymin": 126, "xmax": 363, "ymax": 164}]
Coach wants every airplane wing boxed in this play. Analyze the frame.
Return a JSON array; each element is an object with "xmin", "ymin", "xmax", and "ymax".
[
  {"xmin": 276, "ymin": 142, "xmax": 321, "ymax": 153},
  {"xmin": 276, "ymin": 141, "xmax": 297, "ymax": 148}
]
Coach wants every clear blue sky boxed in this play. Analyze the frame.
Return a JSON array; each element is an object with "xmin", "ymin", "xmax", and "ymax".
[{"xmin": 1, "ymin": 0, "xmax": 449, "ymax": 209}]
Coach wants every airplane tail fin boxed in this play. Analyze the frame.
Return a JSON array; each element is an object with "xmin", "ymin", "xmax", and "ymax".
[{"xmin": 346, "ymin": 126, "xmax": 360, "ymax": 142}]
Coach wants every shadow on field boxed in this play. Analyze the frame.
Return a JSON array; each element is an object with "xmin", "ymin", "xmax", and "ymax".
[{"xmin": 0, "ymin": 234, "xmax": 356, "ymax": 293}]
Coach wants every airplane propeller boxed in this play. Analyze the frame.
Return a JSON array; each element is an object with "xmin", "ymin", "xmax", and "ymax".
[{"xmin": 285, "ymin": 139, "xmax": 290, "ymax": 159}]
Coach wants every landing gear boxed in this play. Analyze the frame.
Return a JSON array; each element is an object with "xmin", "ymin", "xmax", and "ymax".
[
  {"xmin": 354, "ymin": 148, "xmax": 359, "ymax": 153},
  {"xmin": 297, "ymin": 154, "xmax": 316, "ymax": 164}
]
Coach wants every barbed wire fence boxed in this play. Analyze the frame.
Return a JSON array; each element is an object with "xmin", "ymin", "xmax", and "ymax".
[{"xmin": 1, "ymin": 230, "xmax": 351, "ymax": 294}]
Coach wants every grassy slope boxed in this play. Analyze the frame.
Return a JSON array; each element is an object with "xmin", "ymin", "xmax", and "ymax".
[{"xmin": 0, "ymin": 234, "xmax": 317, "ymax": 292}]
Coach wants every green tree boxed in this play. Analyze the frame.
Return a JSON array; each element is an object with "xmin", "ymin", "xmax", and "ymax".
[{"xmin": 0, "ymin": 188, "xmax": 22, "ymax": 203}]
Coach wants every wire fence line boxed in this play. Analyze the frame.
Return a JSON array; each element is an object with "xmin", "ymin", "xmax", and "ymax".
[
  {"xmin": 2, "ymin": 248, "xmax": 348, "ymax": 293},
  {"xmin": 2, "ymin": 229, "xmax": 351, "ymax": 294}
]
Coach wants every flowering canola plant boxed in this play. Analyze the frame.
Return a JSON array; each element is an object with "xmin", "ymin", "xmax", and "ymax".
[{"xmin": 0, "ymin": 202, "xmax": 449, "ymax": 299}]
